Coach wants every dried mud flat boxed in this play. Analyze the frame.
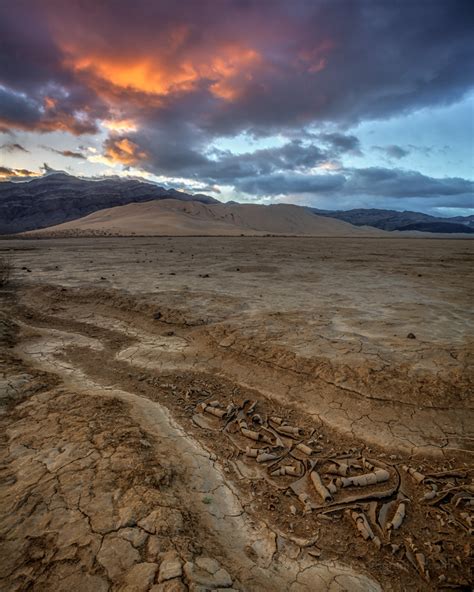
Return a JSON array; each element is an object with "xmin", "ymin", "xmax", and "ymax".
[{"xmin": 0, "ymin": 236, "xmax": 473, "ymax": 591}]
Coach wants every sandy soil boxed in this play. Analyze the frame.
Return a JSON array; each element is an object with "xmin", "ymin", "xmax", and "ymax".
[
  {"xmin": 1, "ymin": 236, "xmax": 472, "ymax": 591},
  {"xmin": 23, "ymin": 200, "xmax": 382, "ymax": 237}
]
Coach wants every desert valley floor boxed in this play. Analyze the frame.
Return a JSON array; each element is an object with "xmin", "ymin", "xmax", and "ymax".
[{"xmin": 0, "ymin": 236, "xmax": 473, "ymax": 591}]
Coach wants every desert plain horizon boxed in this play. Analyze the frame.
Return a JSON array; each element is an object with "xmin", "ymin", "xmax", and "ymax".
[{"xmin": 1, "ymin": 233, "xmax": 473, "ymax": 591}]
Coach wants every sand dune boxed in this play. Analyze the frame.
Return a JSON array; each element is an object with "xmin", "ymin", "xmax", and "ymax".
[{"xmin": 26, "ymin": 198, "xmax": 382, "ymax": 236}]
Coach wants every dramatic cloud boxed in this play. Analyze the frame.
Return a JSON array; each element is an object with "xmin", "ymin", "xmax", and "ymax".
[
  {"xmin": 346, "ymin": 168, "xmax": 473, "ymax": 199},
  {"xmin": 1, "ymin": 0, "xmax": 472, "ymax": 137},
  {"xmin": 43, "ymin": 146, "xmax": 86, "ymax": 159},
  {"xmin": 0, "ymin": 0, "xmax": 472, "ymax": 212},
  {"xmin": 0, "ymin": 166, "xmax": 38, "ymax": 179},
  {"xmin": 373, "ymin": 145, "xmax": 409, "ymax": 160},
  {"xmin": 1, "ymin": 142, "xmax": 29, "ymax": 153},
  {"xmin": 103, "ymin": 137, "xmax": 149, "ymax": 166}
]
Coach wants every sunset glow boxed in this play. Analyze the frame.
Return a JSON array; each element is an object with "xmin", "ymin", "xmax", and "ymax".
[{"xmin": 0, "ymin": 0, "xmax": 472, "ymax": 214}]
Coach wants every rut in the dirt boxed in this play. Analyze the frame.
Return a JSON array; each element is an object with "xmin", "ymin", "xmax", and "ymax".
[{"xmin": 8, "ymin": 288, "xmax": 473, "ymax": 592}]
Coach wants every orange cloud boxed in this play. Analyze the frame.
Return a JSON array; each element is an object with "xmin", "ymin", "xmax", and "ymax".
[
  {"xmin": 102, "ymin": 118, "xmax": 138, "ymax": 133},
  {"xmin": 0, "ymin": 166, "xmax": 39, "ymax": 179},
  {"xmin": 104, "ymin": 137, "xmax": 148, "ymax": 165},
  {"xmin": 62, "ymin": 41, "xmax": 262, "ymax": 102}
]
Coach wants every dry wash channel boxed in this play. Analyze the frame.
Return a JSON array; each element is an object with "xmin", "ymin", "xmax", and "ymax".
[{"xmin": 0, "ymin": 278, "xmax": 472, "ymax": 592}]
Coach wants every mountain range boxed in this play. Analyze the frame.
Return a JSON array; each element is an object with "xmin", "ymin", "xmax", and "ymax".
[
  {"xmin": 310, "ymin": 207, "xmax": 474, "ymax": 234},
  {"xmin": 0, "ymin": 172, "xmax": 218, "ymax": 234},
  {"xmin": 0, "ymin": 173, "xmax": 472, "ymax": 235}
]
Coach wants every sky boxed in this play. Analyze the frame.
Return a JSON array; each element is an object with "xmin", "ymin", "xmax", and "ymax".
[{"xmin": 0, "ymin": 0, "xmax": 473, "ymax": 215}]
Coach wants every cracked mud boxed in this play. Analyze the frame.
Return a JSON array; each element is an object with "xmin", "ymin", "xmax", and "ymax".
[{"xmin": 1, "ymin": 236, "xmax": 473, "ymax": 591}]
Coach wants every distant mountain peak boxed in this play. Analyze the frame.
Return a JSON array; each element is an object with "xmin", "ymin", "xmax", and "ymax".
[{"xmin": 0, "ymin": 173, "xmax": 219, "ymax": 234}]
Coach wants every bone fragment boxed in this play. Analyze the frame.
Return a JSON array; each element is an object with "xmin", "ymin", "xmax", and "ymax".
[
  {"xmin": 278, "ymin": 425, "xmax": 304, "ymax": 437},
  {"xmin": 338, "ymin": 468, "xmax": 389, "ymax": 488},
  {"xmin": 326, "ymin": 462, "xmax": 349, "ymax": 476},
  {"xmin": 295, "ymin": 443, "xmax": 313, "ymax": 455},
  {"xmin": 256, "ymin": 452, "xmax": 280, "ymax": 463},
  {"xmin": 204, "ymin": 406, "xmax": 226, "ymax": 418},
  {"xmin": 310, "ymin": 470, "xmax": 332, "ymax": 502},
  {"xmin": 402, "ymin": 465, "xmax": 425, "ymax": 484},
  {"xmin": 241, "ymin": 428, "xmax": 260, "ymax": 441},
  {"xmin": 388, "ymin": 502, "xmax": 406, "ymax": 530}
]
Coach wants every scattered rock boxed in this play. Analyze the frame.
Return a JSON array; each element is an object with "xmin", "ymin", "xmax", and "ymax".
[
  {"xmin": 118, "ymin": 527, "xmax": 148, "ymax": 548},
  {"xmin": 145, "ymin": 535, "xmax": 163, "ymax": 561},
  {"xmin": 184, "ymin": 560, "xmax": 233, "ymax": 589},
  {"xmin": 138, "ymin": 507, "xmax": 183, "ymax": 536},
  {"xmin": 158, "ymin": 551, "xmax": 183, "ymax": 582},
  {"xmin": 151, "ymin": 581, "xmax": 187, "ymax": 592},
  {"xmin": 195, "ymin": 556, "xmax": 220, "ymax": 574},
  {"xmin": 120, "ymin": 562, "xmax": 158, "ymax": 592},
  {"xmin": 97, "ymin": 536, "xmax": 140, "ymax": 581},
  {"xmin": 407, "ymin": 332, "xmax": 416, "ymax": 339}
]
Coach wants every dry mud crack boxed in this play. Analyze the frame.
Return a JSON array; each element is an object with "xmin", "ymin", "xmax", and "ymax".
[{"xmin": 0, "ymin": 280, "xmax": 472, "ymax": 592}]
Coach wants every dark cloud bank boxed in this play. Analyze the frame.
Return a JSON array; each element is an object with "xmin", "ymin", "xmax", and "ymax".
[{"xmin": 0, "ymin": 0, "xmax": 473, "ymax": 210}]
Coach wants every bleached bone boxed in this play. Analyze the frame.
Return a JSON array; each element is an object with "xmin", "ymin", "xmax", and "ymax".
[
  {"xmin": 277, "ymin": 425, "xmax": 304, "ymax": 437},
  {"xmin": 388, "ymin": 501, "xmax": 406, "ymax": 530},
  {"xmin": 270, "ymin": 465, "xmax": 300, "ymax": 476},
  {"xmin": 204, "ymin": 406, "xmax": 226, "ymax": 418},
  {"xmin": 310, "ymin": 470, "xmax": 332, "ymax": 502},
  {"xmin": 256, "ymin": 452, "xmax": 281, "ymax": 463},
  {"xmin": 325, "ymin": 462, "xmax": 349, "ymax": 476},
  {"xmin": 402, "ymin": 465, "xmax": 425, "ymax": 483},
  {"xmin": 337, "ymin": 468, "xmax": 389, "ymax": 488},
  {"xmin": 245, "ymin": 446, "xmax": 259, "ymax": 458},
  {"xmin": 241, "ymin": 428, "xmax": 260, "ymax": 441},
  {"xmin": 349, "ymin": 511, "xmax": 381, "ymax": 548},
  {"xmin": 295, "ymin": 443, "xmax": 313, "ymax": 455}
]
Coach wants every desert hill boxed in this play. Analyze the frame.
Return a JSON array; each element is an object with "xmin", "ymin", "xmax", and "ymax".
[
  {"xmin": 25, "ymin": 198, "xmax": 381, "ymax": 237},
  {"xmin": 0, "ymin": 172, "xmax": 218, "ymax": 234}
]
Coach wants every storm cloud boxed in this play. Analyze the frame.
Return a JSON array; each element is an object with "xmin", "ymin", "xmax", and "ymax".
[{"xmin": 0, "ymin": 0, "xmax": 472, "ymax": 210}]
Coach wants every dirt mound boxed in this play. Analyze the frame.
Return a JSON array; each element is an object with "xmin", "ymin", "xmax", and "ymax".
[{"xmin": 24, "ymin": 199, "xmax": 382, "ymax": 237}]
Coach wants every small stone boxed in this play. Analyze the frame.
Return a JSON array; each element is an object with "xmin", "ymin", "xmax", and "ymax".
[
  {"xmin": 138, "ymin": 508, "xmax": 183, "ymax": 535},
  {"xmin": 97, "ymin": 537, "xmax": 140, "ymax": 581},
  {"xmin": 118, "ymin": 527, "xmax": 148, "ymax": 548},
  {"xmin": 120, "ymin": 562, "xmax": 158, "ymax": 592},
  {"xmin": 406, "ymin": 332, "xmax": 416, "ymax": 339},
  {"xmin": 158, "ymin": 551, "xmax": 183, "ymax": 582},
  {"xmin": 195, "ymin": 556, "xmax": 220, "ymax": 574},
  {"xmin": 151, "ymin": 582, "xmax": 186, "ymax": 592},
  {"xmin": 184, "ymin": 561, "xmax": 232, "ymax": 588},
  {"xmin": 145, "ymin": 535, "xmax": 162, "ymax": 561}
]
